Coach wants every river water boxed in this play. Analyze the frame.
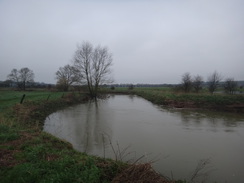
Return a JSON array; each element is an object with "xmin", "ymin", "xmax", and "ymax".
[{"xmin": 44, "ymin": 95, "xmax": 244, "ymax": 182}]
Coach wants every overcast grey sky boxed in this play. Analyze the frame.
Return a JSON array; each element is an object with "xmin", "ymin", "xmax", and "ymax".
[{"xmin": 0, "ymin": 0, "xmax": 243, "ymax": 84}]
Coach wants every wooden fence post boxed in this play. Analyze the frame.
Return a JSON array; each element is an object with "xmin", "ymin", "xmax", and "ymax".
[
  {"xmin": 46, "ymin": 94, "xmax": 51, "ymax": 101},
  {"xmin": 20, "ymin": 94, "xmax": 26, "ymax": 104}
]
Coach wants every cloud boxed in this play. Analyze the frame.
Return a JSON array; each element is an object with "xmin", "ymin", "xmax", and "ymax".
[{"xmin": 0, "ymin": 0, "xmax": 243, "ymax": 84}]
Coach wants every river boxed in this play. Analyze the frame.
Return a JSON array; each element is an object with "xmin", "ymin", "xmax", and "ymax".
[{"xmin": 44, "ymin": 95, "xmax": 244, "ymax": 183}]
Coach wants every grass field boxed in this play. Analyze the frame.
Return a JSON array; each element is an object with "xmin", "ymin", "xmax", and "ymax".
[
  {"xmin": 1, "ymin": 88, "xmax": 241, "ymax": 182},
  {"xmin": 0, "ymin": 90, "xmax": 64, "ymax": 111}
]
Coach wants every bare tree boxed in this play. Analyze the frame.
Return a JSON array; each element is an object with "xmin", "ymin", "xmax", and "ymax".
[
  {"xmin": 73, "ymin": 41, "xmax": 113, "ymax": 98},
  {"xmin": 8, "ymin": 67, "xmax": 34, "ymax": 90},
  {"xmin": 224, "ymin": 78, "xmax": 237, "ymax": 94},
  {"xmin": 181, "ymin": 72, "xmax": 192, "ymax": 93},
  {"xmin": 128, "ymin": 84, "xmax": 134, "ymax": 90},
  {"xmin": 18, "ymin": 68, "xmax": 34, "ymax": 90},
  {"xmin": 207, "ymin": 71, "xmax": 223, "ymax": 94},
  {"xmin": 55, "ymin": 64, "xmax": 82, "ymax": 91},
  {"xmin": 192, "ymin": 75, "xmax": 204, "ymax": 93},
  {"xmin": 8, "ymin": 69, "xmax": 19, "ymax": 83}
]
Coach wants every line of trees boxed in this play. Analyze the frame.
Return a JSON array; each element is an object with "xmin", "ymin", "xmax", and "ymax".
[
  {"xmin": 5, "ymin": 42, "xmax": 113, "ymax": 98},
  {"xmin": 5, "ymin": 41, "xmax": 240, "ymax": 97},
  {"xmin": 180, "ymin": 71, "xmax": 238, "ymax": 94}
]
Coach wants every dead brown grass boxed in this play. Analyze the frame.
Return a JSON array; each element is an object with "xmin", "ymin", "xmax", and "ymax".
[
  {"xmin": 0, "ymin": 131, "xmax": 38, "ymax": 168},
  {"xmin": 112, "ymin": 163, "xmax": 174, "ymax": 183}
]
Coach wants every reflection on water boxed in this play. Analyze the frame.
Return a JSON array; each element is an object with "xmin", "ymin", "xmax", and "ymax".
[
  {"xmin": 166, "ymin": 108, "xmax": 244, "ymax": 132},
  {"xmin": 44, "ymin": 95, "xmax": 244, "ymax": 183},
  {"xmin": 44, "ymin": 100, "xmax": 114, "ymax": 154}
]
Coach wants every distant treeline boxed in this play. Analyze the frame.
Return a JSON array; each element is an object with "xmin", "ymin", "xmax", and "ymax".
[
  {"xmin": 1, "ymin": 80, "xmax": 243, "ymax": 90},
  {"xmin": 0, "ymin": 80, "xmax": 54, "ymax": 89},
  {"xmin": 108, "ymin": 84, "xmax": 175, "ymax": 88},
  {"xmin": 108, "ymin": 81, "xmax": 244, "ymax": 88}
]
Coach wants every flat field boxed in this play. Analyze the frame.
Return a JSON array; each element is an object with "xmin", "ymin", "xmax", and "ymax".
[{"xmin": 0, "ymin": 90, "xmax": 64, "ymax": 111}]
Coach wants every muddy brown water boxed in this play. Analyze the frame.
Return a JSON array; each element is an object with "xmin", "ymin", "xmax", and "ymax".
[{"xmin": 44, "ymin": 95, "xmax": 244, "ymax": 183}]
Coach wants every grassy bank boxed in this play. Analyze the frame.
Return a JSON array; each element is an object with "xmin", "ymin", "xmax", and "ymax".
[
  {"xmin": 0, "ymin": 91, "xmax": 128, "ymax": 183},
  {"xmin": 104, "ymin": 87, "xmax": 244, "ymax": 112},
  {"xmin": 0, "ymin": 123, "xmax": 126, "ymax": 183},
  {"xmin": 0, "ymin": 90, "xmax": 173, "ymax": 183}
]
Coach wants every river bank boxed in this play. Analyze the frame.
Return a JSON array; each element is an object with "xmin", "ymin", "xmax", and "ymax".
[
  {"xmin": 0, "ymin": 91, "xmax": 174, "ymax": 183},
  {"xmin": 104, "ymin": 87, "xmax": 244, "ymax": 113}
]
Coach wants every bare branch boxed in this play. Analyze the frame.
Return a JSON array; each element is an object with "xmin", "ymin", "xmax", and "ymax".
[
  {"xmin": 7, "ymin": 67, "xmax": 34, "ymax": 90},
  {"xmin": 7, "ymin": 69, "xmax": 19, "ymax": 83},
  {"xmin": 192, "ymin": 75, "xmax": 204, "ymax": 93},
  {"xmin": 55, "ymin": 64, "xmax": 82, "ymax": 91},
  {"xmin": 207, "ymin": 71, "xmax": 223, "ymax": 94},
  {"xmin": 224, "ymin": 78, "xmax": 237, "ymax": 94},
  {"xmin": 73, "ymin": 41, "xmax": 113, "ymax": 98},
  {"xmin": 181, "ymin": 72, "xmax": 192, "ymax": 93}
]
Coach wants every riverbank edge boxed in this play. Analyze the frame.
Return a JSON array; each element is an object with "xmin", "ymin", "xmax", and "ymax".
[
  {"xmin": 0, "ymin": 92, "xmax": 175, "ymax": 183},
  {"xmin": 104, "ymin": 89, "xmax": 244, "ymax": 113}
]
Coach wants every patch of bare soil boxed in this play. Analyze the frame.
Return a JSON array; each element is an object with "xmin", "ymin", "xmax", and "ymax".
[
  {"xmin": 226, "ymin": 104, "xmax": 244, "ymax": 112},
  {"xmin": 112, "ymin": 163, "xmax": 174, "ymax": 183},
  {"xmin": 166, "ymin": 99, "xmax": 196, "ymax": 109},
  {"xmin": 0, "ymin": 149, "xmax": 20, "ymax": 167},
  {"xmin": 0, "ymin": 131, "xmax": 37, "ymax": 168}
]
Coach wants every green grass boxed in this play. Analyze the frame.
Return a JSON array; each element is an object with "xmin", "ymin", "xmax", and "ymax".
[
  {"xmin": 0, "ymin": 90, "xmax": 128, "ymax": 183},
  {"xmin": 0, "ymin": 124, "xmax": 19, "ymax": 143},
  {"xmin": 0, "ymin": 90, "xmax": 64, "ymax": 111},
  {"xmin": 0, "ymin": 122, "xmax": 126, "ymax": 183}
]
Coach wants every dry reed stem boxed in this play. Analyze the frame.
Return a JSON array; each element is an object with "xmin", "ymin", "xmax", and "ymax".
[{"xmin": 112, "ymin": 163, "xmax": 174, "ymax": 183}]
